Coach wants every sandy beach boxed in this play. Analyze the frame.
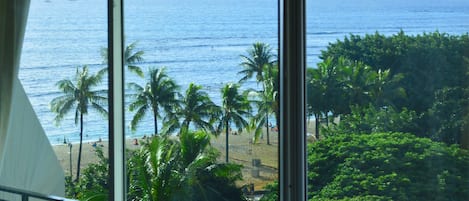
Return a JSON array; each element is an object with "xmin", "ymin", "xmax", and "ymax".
[{"xmin": 53, "ymin": 121, "xmax": 318, "ymax": 190}]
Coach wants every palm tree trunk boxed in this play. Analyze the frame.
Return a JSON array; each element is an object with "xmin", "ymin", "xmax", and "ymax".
[
  {"xmin": 325, "ymin": 114, "xmax": 329, "ymax": 127},
  {"xmin": 225, "ymin": 120, "xmax": 229, "ymax": 163},
  {"xmin": 275, "ymin": 94, "xmax": 280, "ymax": 130},
  {"xmin": 154, "ymin": 109, "xmax": 158, "ymax": 135},
  {"xmin": 461, "ymin": 123, "xmax": 469, "ymax": 149},
  {"xmin": 182, "ymin": 119, "xmax": 190, "ymax": 132},
  {"xmin": 315, "ymin": 113, "xmax": 320, "ymax": 141},
  {"xmin": 266, "ymin": 114, "xmax": 270, "ymax": 145},
  {"xmin": 76, "ymin": 113, "xmax": 84, "ymax": 182}
]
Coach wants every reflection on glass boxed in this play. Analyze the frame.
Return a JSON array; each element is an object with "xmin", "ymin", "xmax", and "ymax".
[
  {"xmin": 124, "ymin": 0, "xmax": 278, "ymax": 200},
  {"xmin": 306, "ymin": 0, "xmax": 469, "ymax": 200},
  {"xmin": 19, "ymin": 0, "xmax": 109, "ymax": 199}
]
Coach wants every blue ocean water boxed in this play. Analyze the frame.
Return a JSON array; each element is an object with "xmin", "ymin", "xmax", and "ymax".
[{"xmin": 19, "ymin": 0, "xmax": 469, "ymax": 144}]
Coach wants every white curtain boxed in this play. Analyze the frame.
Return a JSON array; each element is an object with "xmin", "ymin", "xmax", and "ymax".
[
  {"xmin": 0, "ymin": 1, "xmax": 65, "ymax": 199},
  {"xmin": 0, "ymin": 0, "xmax": 29, "ymax": 154}
]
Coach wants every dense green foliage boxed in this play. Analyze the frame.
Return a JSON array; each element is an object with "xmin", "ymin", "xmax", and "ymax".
[
  {"xmin": 308, "ymin": 31, "xmax": 469, "ymax": 145},
  {"xmin": 128, "ymin": 130, "xmax": 245, "ymax": 201},
  {"xmin": 325, "ymin": 105, "xmax": 419, "ymax": 136},
  {"xmin": 66, "ymin": 131, "xmax": 246, "ymax": 201},
  {"xmin": 428, "ymin": 87, "xmax": 469, "ymax": 145},
  {"xmin": 65, "ymin": 147, "xmax": 109, "ymax": 200},
  {"xmin": 321, "ymin": 31, "xmax": 469, "ymax": 114},
  {"xmin": 259, "ymin": 181, "xmax": 278, "ymax": 201},
  {"xmin": 308, "ymin": 132, "xmax": 469, "ymax": 201},
  {"xmin": 306, "ymin": 56, "xmax": 404, "ymax": 139}
]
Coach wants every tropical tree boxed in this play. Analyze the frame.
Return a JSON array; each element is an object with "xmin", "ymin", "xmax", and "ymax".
[
  {"xmin": 128, "ymin": 67, "xmax": 180, "ymax": 135},
  {"xmin": 128, "ymin": 135, "xmax": 179, "ymax": 201},
  {"xmin": 307, "ymin": 57, "xmax": 349, "ymax": 139},
  {"xmin": 238, "ymin": 42, "xmax": 276, "ymax": 83},
  {"xmin": 50, "ymin": 65, "xmax": 107, "ymax": 181},
  {"xmin": 265, "ymin": 64, "xmax": 280, "ymax": 130},
  {"xmin": 239, "ymin": 43, "xmax": 279, "ymax": 144},
  {"xmin": 163, "ymin": 83, "xmax": 220, "ymax": 135},
  {"xmin": 248, "ymin": 70, "xmax": 278, "ymax": 145},
  {"xmin": 307, "ymin": 67, "xmax": 327, "ymax": 140},
  {"xmin": 339, "ymin": 60, "xmax": 377, "ymax": 110},
  {"xmin": 66, "ymin": 147, "xmax": 109, "ymax": 200},
  {"xmin": 101, "ymin": 41, "xmax": 145, "ymax": 77},
  {"xmin": 127, "ymin": 130, "xmax": 244, "ymax": 201},
  {"xmin": 218, "ymin": 83, "xmax": 251, "ymax": 162},
  {"xmin": 308, "ymin": 132, "xmax": 469, "ymax": 201}
]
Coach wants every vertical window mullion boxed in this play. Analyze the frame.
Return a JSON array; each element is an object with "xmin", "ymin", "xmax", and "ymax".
[
  {"xmin": 108, "ymin": 0, "xmax": 126, "ymax": 200},
  {"xmin": 279, "ymin": 0, "xmax": 306, "ymax": 200}
]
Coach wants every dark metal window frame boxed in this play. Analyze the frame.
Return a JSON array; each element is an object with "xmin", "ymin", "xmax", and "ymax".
[
  {"xmin": 107, "ymin": 0, "xmax": 306, "ymax": 200},
  {"xmin": 0, "ymin": 185, "xmax": 73, "ymax": 201}
]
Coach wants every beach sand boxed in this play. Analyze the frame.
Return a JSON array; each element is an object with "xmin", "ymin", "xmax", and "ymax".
[{"xmin": 53, "ymin": 121, "xmax": 318, "ymax": 191}]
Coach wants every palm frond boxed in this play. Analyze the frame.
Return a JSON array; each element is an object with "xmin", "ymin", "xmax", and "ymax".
[
  {"xmin": 128, "ymin": 65, "xmax": 144, "ymax": 77},
  {"xmin": 130, "ymin": 105, "xmax": 148, "ymax": 132},
  {"xmin": 51, "ymin": 96, "xmax": 76, "ymax": 124}
]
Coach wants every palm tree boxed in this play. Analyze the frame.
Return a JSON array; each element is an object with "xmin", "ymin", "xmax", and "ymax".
[
  {"xmin": 101, "ymin": 41, "xmax": 145, "ymax": 77},
  {"xmin": 177, "ymin": 130, "xmax": 244, "ymax": 201},
  {"xmin": 307, "ymin": 67, "xmax": 327, "ymax": 140},
  {"xmin": 239, "ymin": 43, "xmax": 278, "ymax": 145},
  {"xmin": 50, "ymin": 65, "xmax": 107, "ymax": 181},
  {"xmin": 128, "ymin": 67, "xmax": 180, "ymax": 135},
  {"xmin": 218, "ymin": 83, "xmax": 251, "ymax": 162},
  {"xmin": 238, "ymin": 42, "xmax": 276, "ymax": 83},
  {"xmin": 340, "ymin": 60, "xmax": 376, "ymax": 110},
  {"xmin": 164, "ymin": 83, "xmax": 220, "ymax": 135},
  {"xmin": 127, "ymin": 130, "xmax": 244, "ymax": 201},
  {"xmin": 128, "ymin": 135, "xmax": 180, "ymax": 201},
  {"xmin": 248, "ymin": 75, "xmax": 277, "ymax": 145}
]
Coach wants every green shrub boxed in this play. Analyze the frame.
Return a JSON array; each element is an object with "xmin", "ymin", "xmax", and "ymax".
[
  {"xmin": 259, "ymin": 180, "xmax": 278, "ymax": 201},
  {"xmin": 308, "ymin": 132, "xmax": 469, "ymax": 201},
  {"xmin": 127, "ymin": 130, "xmax": 246, "ymax": 201},
  {"xmin": 65, "ymin": 147, "xmax": 109, "ymax": 200},
  {"xmin": 324, "ymin": 105, "xmax": 419, "ymax": 137}
]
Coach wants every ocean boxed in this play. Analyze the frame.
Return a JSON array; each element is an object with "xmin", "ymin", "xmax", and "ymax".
[{"xmin": 18, "ymin": 0, "xmax": 469, "ymax": 144}]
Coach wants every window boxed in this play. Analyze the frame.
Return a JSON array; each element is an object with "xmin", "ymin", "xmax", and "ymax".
[
  {"xmin": 120, "ymin": 0, "xmax": 280, "ymax": 200},
  {"xmin": 306, "ymin": 0, "xmax": 469, "ymax": 200},
  {"xmin": 2, "ymin": 0, "xmax": 308, "ymax": 200}
]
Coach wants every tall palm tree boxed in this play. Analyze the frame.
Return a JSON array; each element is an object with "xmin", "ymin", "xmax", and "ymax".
[
  {"xmin": 50, "ymin": 65, "xmax": 107, "ymax": 181},
  {"xmin": 307, "ymin": 67, "xmax": 327, "ymax": 140},
  {"xmin": 101, "ymin": 41, "xmax": 145, "ymax": 77},
  {"xmin": 239, "ymin": 43, "xmax": 278, "ymax": 145},
  {"xmin": 128, "ymin": 67, "xmax": 180, "ymax": 135},
  {"xmin": 238, "ymin": 42, "xmax": 276, "ymax": 83},
  {"xmin": 248, "ymin": 75, "xmax": 277, "ymax": 145},
  {"xmin": 218, "ymin": 83, "xmax": 251, "ymax": 162},
  {"xmin": 164, "ymin": 83, "xmax": 220, "ymax": 135}
]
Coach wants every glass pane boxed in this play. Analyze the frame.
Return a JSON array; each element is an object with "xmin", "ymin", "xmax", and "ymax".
[
  {"xmin": 124, "ymin": 0, "xmax": 279, "ymax": 200},
  {"xmin": 307, "ymin": 0, "xmax": 469, "ymax": 200},
  {"xmin": 19, "ymin": 0, "xmax": 109, "ymax": 199}
]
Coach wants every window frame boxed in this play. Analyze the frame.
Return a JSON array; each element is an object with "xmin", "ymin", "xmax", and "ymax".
[{"xmin": 279, "ymin": 0, "xmax": 307, "ymax": 200}]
